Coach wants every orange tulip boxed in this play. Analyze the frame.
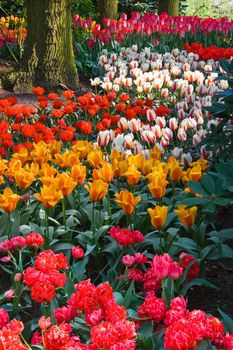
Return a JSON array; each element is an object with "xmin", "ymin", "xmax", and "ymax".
[
  {"xmin": 87, "ymin": 150, "xmax": 104, "ymax": 168},
  {"xmin": 147, "ymin": 172, "xmax": 169, "ymax": 199},
  {"xmin": 56, "ymin": 173, "xmax": 76, "ymax": 197},
  {"xmin": 148, "ymin": 206, "xmax": 168, "ymax": 229},
  {"xmin": 182, "ymin": 165, "xmax": 202, "ymax": 184},
  {"xmin": 71, "ymin": 164, "xmax": 86, "ymax": 185},
  {"xmin": 54, "ymin": 151, "xmax": 80, "ymax": 168},
  {"xmin": 124, "ymin": 165, "xmax": 141, "ymax": 186},
  {"xmin": 93, "ymin": 163, "xmax": 113, "ymax": 183},
  {"xmin": 112, "ymin": 159, "xmax": 128, "ymax": 178},
  {"xmin": 85, "ymin": 179, "xmax": 108, "ymax": 202},
  {"xmin": 34, "ymin": 184, "xmax": 63, "ymax": 208},
  {"xmin": 15, "ymin": 169, "xmax": 35, "ymax": 190},
  {"xmin": 168, "ymin": 156, "xmax": 183, "ymax": 182},
  {"xmin": 115, "ymin": 190, "xmax": 141, "ymax": 216},
  {"xmin": 31, "ymin": 141, "xmax": 51, "ymax": 166},
  {"xmin": 174, "ymin": 205, "xmax": 197, "ymax": 227},
  {"xmin": 0, "ymin": 187, "xmax": 21, "ymax": 213}
]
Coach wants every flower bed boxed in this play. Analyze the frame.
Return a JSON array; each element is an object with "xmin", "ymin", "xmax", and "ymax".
[{"xmin": 0, "ymin": 10, "xmax": 233, "ymax": 350}]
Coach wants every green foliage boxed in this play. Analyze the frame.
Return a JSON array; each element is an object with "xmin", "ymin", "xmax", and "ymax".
[
  {"xmin": 118, "ymin": 0, "xmax": 157, "ymax": 15},
  {"xmin": 0, "ymin": 0, "xmax": 25, "ymax": 16},
  {"xmin": 72, "ymin": 0, "xmax": 96, "ymax": 19},
  {"xmin": 201, "ymin": 59, "xmax": 233, "ymax": 161},
  {"xmin": 185, "ymin": 0, "xmax": 233, "ymax": 18}
]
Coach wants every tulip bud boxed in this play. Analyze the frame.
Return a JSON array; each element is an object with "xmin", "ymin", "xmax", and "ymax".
[
  {"xmin": 146, "ymin": 109, "xmax": 156, "ymax": 122},
  {"xmin": 14, "ymin": 273, "xmax": 22, "ymax": 282},
  {"xmin": 169, "ymin": 118, "xmax": 178, "ymax": 131},
  {"xmin": 97, "ymin": 131, "xmax": 110, "ymax": 147},
  {"xmin": 177, "ymin": 128, "xmax": 187, "ymax": 141}
]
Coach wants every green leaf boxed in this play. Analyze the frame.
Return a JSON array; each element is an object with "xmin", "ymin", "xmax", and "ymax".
[
  {"xmin": 173, "ymin": 237, "xmax": 198, "ymax": 253},
  {"xmin": 208, "ymin": 229, "xmax": 233, "ymax": 240},
  {"xmin": 181, "ymin": 278, "xmax": 217, "ymax": 296},
  {"xmin": 201, "ymin": 174, "xmax": 215, "ymax": 194},
  {"xmin": 188, "ymin": 181, "xmax": 210, "ymax": 196},
  {"xmin": 123, "ymin": 280, "xmax": 134, "ymax": 309},
  {"xmin": 218, "ymin": 309, "xmax": 233, "ymax": 333},
  {"xmin": 71, "ymin": 257, "xmax": 88, "ymax": 281}
]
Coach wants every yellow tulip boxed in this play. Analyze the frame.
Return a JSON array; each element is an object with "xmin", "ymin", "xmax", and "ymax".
[
  {"xmin": 115, "ymin": 190, "xmax": 141, "ymax": 216},
  {"xmin": 31, "ymin": 141, "xmax": 51, "ymax": 166},
  {"xmin": 6, "ymin": 159, "xmax": 22, "ymax": 178},
  {"xmin": 48, "ymin": 140, "xmax": 62, "ymax": 158},
  {"xmin": 149, "ymin": 145, "xmax": 162, "ymax": 160},
  {"xmin": 40, "ymin": 164, "xmax": 58, "ymax": 186},
  {"xmin": 112, "ymin": 159, "xmax": 128, "ymax": 178},
  {"xmin": 87, "ymin": 150, "xmax": 104, "ymax": 168},
  {"xmin": 56, "ymin": 173, "xmax": 76, "ymax": 197},
  {"xmin": 72, "ymin": 140, "xmax": 93, "ymax": 159},
  {"xmin": 0, "ymin": 158, "xmax": 8, "ymax": 175},
  {"xmin": 182, "ymin": 165, "xmax": 202, "ymax": 184},
  {"xmin": 168, "ymin": 156, "xmax": 183, "ymax": 182},
  {"xmin": 174, "ymin": 205, "xmax": 197, "ymax": 227},
  {"xmin": 148, "ymin": 206, "xmax": 168, "ymax": 229},
  {"xmin": 147, "ymin": 172, "xmax": 169, "ymax": 199},
  {"xmin": 0, "ymin": 187, "xmax": 21, "ymax": 213},
  {"xmin": 124, "ymin": 165, "xmax": 141, "ymax": 186},
  {"xmin": 85, "ymin": 179, "xmax": 108, "ymax": 202},
  {"xmin": 127, "ymin": 154, "xmax": 143, "ymax": 168},
  {"xmin": 54, "ymin": 151, "xmax": 80, "ymax": 168},
  {"xmin": 12, "ymin": 148, "xmax": 30, "ymax": 165},
  {"xmin": 71, "ymin": 164, "xmax": 86, "ymax": 185},
  {"xmin": 15, "ymin": 169, "xmax": 35, "ymax": 190},
  {"xmin": 93, "ymin": 163, "xmax": 113, "ymax": 183},
  {"xmin": 34, "ymin": 184, "xmax": 63, "ymax": 208}
]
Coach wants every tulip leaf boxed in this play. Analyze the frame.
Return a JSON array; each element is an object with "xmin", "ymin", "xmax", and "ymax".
[
  {"xmin": 181, "ymin": 278, "xmax": 217, "ymax": 296},
  {"xmin": 188, "ymin": 181, "xmax": 210, "ymax": 196},
  {"xmin": 218, "ymin": 309, "xmax": 233, "ymax": 333},
  {"xmin": 123, "ymin": 280, "xmax": 134, "ymax": 309}
]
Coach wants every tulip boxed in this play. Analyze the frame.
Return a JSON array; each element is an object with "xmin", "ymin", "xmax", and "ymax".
[
  {"xmin": 15, "ymin": 169, "xmax": 35, "ymax": 190},
  {"xmin": 85, "ymin": 179, "xmax": 108, "ymax": 202},
  {"xmin": 56, "ymin": 173, "xmax": 76, "ymax": 197},
  {"xmin": 87, "ymin": 150, "xmax": 103, "ymax": 168},
  {"xmin": 0, "ymin": 187, "xmax": 21, "ymax": 213},
  {"xmin": 93, "ymin": 163, "xmax": 113, "ymax": 183},
  {"xmin": 34, "ymin": 184, "xmax": 63, "ymax": 208},
  {"xmin": 147, "ymin": 173, "xmax": 169, "ymax": 199},
  {"xmin": 71, "ymin": 164, "xmax": 86, "ymax": 185},
  {"xmin": 174, "ymin": 205, "xmax": 197, "ymax": 227},
  {"xmin": 97, "ymin": 131, "xmax": 110, "ymax": 147},
  {"xmin": 141, "ymin": 130, "xmax": 156, "ymax": 144},
  {"xmin": 168, "ymin": 157, "xmax": 183, "ymax": 182},
  {"xmin": 124, "ymin": 165, "xmax": 141, "ymax": 186},
  {"xmin": 148, "ymin": 206, "xmax": 168, "ymax": 229},
  {"xmin": 115, "ymin": 190, "xmax": 141, "ymax": 216}
]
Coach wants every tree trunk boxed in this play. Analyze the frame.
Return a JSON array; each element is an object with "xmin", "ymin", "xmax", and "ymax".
[
  {"xmin": 14, "ymin": 0, "xmax": 78, "ymax": 92},
  {"xmin": 97, "ymin": 0, "xmax": 118, "ymax": 24},
  {"xmin": 158, "ymin": 0, "xmax": 179, "ymax": 16}
]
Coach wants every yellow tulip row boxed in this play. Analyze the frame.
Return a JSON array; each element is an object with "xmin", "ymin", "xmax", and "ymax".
[{"xmin": 0, "ymin": 140, "xmax": 207, "ymax": 223}]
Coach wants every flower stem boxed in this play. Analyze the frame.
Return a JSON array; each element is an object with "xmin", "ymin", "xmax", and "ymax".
[{"xmin": 92, "ymin": 202, "xmax": 96, "ymax": 244}]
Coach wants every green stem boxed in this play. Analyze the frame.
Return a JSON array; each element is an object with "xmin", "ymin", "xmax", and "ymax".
[
  {"xmin": 62, "ymin": 197, "xmax": 67, "ymax": 233},
  {"xmin": 92, "ymin": 202, "xmax": 95, "ymax": 244},
  {"xmin": 8, "ymin": 213, "xmax": 12, "ymax": 239},
  {"xmin": 107, "ymin": 192, "xmax": 111, "ymax": 224},
  {"xmin": 45, "ymin": 208, "xmax": 49, "ymax": 247}
]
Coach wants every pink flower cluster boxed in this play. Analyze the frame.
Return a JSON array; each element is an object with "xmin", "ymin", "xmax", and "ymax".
[
  {"xmin": 32, "ymin": 279, "xmax": 136, "ymax": 350},
  {"xmin": 74, "ymin": 12, "xmax": 233, "ymax": 47},
  {"xmin": 109, "ymin": 226, "xmax": 144, "ymax": 246},
  {"xmin": 23, "ymin": 249, "xmax": 68, "ymax": 303},
  {"xmin": 0, "ymin": 309, "xmax": 27, "ymax": 350}
]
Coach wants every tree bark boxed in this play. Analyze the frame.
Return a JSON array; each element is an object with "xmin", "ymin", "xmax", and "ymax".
[
  {"xmin": 14, "ymin": 0, "xmax": 78, "ymax": 92},
  {"xmin": 158, "ymin": 0, "xmax": 179, "ymax": 16},
  {"xmin": 97, "ymin": 0, "xmax": 118, "ymax": 24}
]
